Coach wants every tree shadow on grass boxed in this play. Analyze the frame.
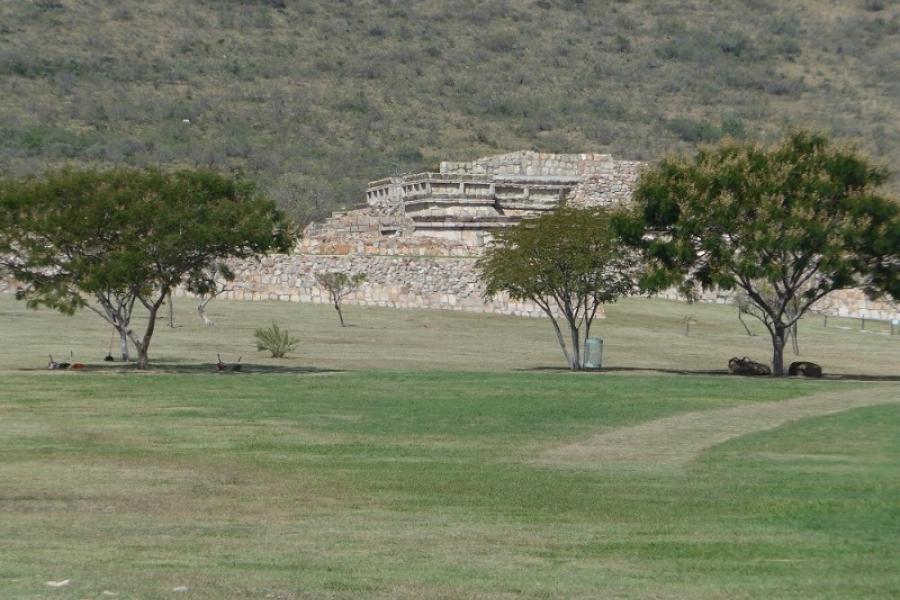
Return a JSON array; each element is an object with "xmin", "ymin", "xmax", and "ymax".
[
  {"xmin": 517, "ymin": 366, "xmax": 728, "ymax": 376},
  {"xmin": 517, "ymin": 365, "xmax": 900, "ymax": 382},
  {"xmin": 17, "ymin": 362, "xmax": 342, "ymax": 375}
]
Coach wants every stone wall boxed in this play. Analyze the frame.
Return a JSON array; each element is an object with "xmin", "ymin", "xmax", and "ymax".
[
  {"xmin": 4, "ymin": 248, "xmax": 897, "ymax": 321},
  {"xmin": 441, "ymin": 151, "xmax": 623, "ymax": 177},
  {"xmin": 197, "ymin": 237, "xmax": 553, "ymax": 318},
  {"xmin": 655, "ymin": 286, "xmax": 899, "ymax": 321},
  {"xmin": 191, "ymin": 235, "xmax": 898, "ymax": 322},
  {"xmin": 302, "ymin": 208, "xmax": 410, "ymax": 239},
  {"xmin": 568, "ymin": 164, "xmax": 644, "ymax": 208}
]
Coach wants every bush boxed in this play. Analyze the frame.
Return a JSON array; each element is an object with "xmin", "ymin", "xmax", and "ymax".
[
  {"xmin": 254, "ymin": 322, "xmax": 299, "ymax": 358},
  {"xmin": 666, "ymin": 117, "xmax": 721, "ymax": 143}
]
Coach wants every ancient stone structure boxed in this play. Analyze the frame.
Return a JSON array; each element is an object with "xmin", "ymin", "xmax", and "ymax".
[
  {"xmin": 361, "ymin": 151, "xmax": 642, "ymax": 243},
  {"xmin": 207, "ymin": 152, "xmax": 644, "ymax": 317},
  {"xmin": 211, "ymin": 150, "xmax": 897, "ymax": 321},
  {"xmin": 213, "ymin": 237, "xmax": 546, "ymax": 317},
  {"xmin": 3, "ymin": 150, "xmax": 897, "ymax": 321}
]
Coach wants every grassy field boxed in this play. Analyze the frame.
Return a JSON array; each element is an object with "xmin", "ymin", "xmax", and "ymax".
[
  {"xmin": 0, "ymin": 294, "xmax": 897, "ymax": 375},
  {"xmin": 1, "ymin": 295, "xmax": 898, "ymax": 598}
]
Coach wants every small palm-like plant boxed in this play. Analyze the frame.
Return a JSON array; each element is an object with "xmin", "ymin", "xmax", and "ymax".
[{"xmin": 254, "ymin": 322, "xmax": 299, "ymax": 358}]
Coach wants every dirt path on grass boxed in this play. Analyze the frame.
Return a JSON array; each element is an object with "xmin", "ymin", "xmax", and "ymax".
[{"xmin": 535, "ymin": 385, "xmax": 900, "ymax": 469}]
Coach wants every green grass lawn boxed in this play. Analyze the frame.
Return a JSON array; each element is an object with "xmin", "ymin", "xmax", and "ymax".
[
  {"xmin": 0, "ymin": 295, "xmax": 898, "ymax": 598},
  {"xmin": 0, "ymin": 294, "xmax": 897, "ymax": 375}
]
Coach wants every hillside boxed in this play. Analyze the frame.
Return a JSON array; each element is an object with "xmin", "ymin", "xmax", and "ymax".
[{"xmin": 1, "ymin": 0, "xmax": 898, "ymax": 223}]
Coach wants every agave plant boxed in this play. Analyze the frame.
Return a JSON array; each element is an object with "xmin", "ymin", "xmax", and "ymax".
[{"xmin": 254, "ymin": 322, "xmax": 299, "ymax": 358}]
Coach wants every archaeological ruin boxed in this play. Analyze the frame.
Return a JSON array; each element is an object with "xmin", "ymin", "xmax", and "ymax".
[
  {"xmin": 1, "ymin": 150, "xmax": 893, "ymax": 320},
  {"xmin": 213, "ymin": 151, "xmax": 898, "ymax": 321}
]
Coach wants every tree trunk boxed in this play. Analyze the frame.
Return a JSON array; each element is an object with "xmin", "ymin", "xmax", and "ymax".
[
  {"xmin": 771, "ymin": 324, "xmax": 787, "ymax": 377},
  {"xmin": 118, "ymin": 328, "xmax": 130, "ymax": 362},
  {"xmin": 198, "ymin": 302, "xmax": 214, "ymax": 326},
  {"xmin": 136, "ymin": 303, "xmax": 162, "ymax": 370},
  {"xmin": 543, "ymin": 310, "xmax": 572, "ymax": 369},
  {"xmin": 334, "ymin": 302, "xmax": 345, "ymax": 327},
  {"xmin": 568, "ymin": 320, "xmax": 581, "ymax": 371},
  {"xmin": 738, "ymin": 310, "xmax": 755, "ymax": 336},
  {"xmin": 582, "ymin": 323, "xmax": 592, "ymax": 369}
]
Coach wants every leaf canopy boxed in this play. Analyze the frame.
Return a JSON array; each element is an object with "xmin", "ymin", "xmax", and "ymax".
[
  {"xmin": 0, "ymin": 168, "xmax": 294, "ymax": 310},
  {"xmin": 479, "ymin": 207, "xmax": 639, "ymax": 305},
  {"xmin": 623, "ymin": 131, "xmax": 899, "ymax": 304}
]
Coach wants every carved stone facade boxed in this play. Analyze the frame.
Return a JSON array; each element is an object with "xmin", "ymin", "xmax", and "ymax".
[{"xmin": 363, "ymin": 151, "xmax": 642, "ymax": 243}]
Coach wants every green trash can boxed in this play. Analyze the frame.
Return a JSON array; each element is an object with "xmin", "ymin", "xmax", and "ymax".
[{"xmin": 584, "ymin": 337, "xmax": 603, "ymax": 370}]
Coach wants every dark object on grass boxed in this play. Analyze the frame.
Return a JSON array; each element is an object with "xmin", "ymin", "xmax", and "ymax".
[
  {"xmin": 48, "ymin": 354, "xmax": 71, "ymax": 370},
  {"xmin": 788, "ymin": 361, "xmax": 823, "ymax": 378},
  {"xmin": 104, "ymin": 331, "xmax": 116, "ymax": 362},
  {"xmin": 215, "ymin": 354, "xmax": 242, "ymax": 372},
  {"xmin": 728, "ymin": 356, "xmax": 772, "ymax": 376}
]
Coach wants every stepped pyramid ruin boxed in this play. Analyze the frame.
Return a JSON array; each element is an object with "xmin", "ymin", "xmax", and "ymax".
[
  {"xmin": 213, "ymin": 151, "xmax": 897, "ymax": 321},
  {"xmin": 307, "ymin": 151, "xmax": 642, "ymax": 245},
  {"xmin": 222, "ymin": 152, "xmax": 642, "ymax": 316}
]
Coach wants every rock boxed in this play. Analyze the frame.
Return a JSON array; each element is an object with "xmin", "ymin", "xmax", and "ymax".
[
  {"xmin": 45, "ymin": 580, "xmax": 70, "ymax": 587},
  {"xmin": 788, "ymin": 361, "xmax": 823, "ymax": 378},
  {"xmin": 728, "ymin": 356, "xmax": 772, "ymax": 376},
  {"xmin": 172, "ymin": 586, "xmax": 190, "ymax": 592}
]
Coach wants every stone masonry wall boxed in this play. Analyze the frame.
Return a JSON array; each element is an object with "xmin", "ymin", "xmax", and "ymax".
[
  {"xmin": 655, "ymin": 287, "xmax": 899, "ymax": 321},
  {"xmin": 4, "ymin": 249, "xmax": 896, "ymax": 321},
  {"xmin": 568, "ymin": 163, "xmax": 644, "ymax": 208},
  {"xmin": 192, "ymin": 237, "xmax": 554, "ymax": 318},
  {"xmin": 168, "ymin": 234, "xmax": 897, "ymax": 322},
  {"xmin": 441, "ymin": 151, "xmax": 622, "ymax": 177}
]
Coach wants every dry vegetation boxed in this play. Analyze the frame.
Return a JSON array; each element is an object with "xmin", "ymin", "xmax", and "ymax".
[
  {"xmin": 0, "ymin": 0, "xmax": 897, "ymax": 224},
  {"xmin": 0, "ymin": 293, "xmax": 897, "ymax": 375}
]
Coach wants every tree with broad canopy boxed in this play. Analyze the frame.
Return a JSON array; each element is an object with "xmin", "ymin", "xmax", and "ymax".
[
  {"xmin": 617, "ymin": 131, "xmax": 899, "ymax": 376},
  {"xmin": 0, "ymin": 168, "xmax": 293, "ymax": 368},
  {"xmin": 478, "ymin": 207, "xmax": 640, "ymax": 371}
]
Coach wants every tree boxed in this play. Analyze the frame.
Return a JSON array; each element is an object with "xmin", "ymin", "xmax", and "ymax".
[
  {"xmin": 477, "ymin": 208, "xmax": 640, "ymax": 371},
  {"xmin": 195, "ymin": 260, "xmax": 240, "ymax": 327},
  {"xmin": 315, "ymin": 271, "xmax": 367, "ymax": 326},
  {"xmin": 619, "ymin": 131, "xmax": 899, "ymax": 376},
  {"xmin": 0, "ymin": 169, "xmax": 293, "ymax": 368}
]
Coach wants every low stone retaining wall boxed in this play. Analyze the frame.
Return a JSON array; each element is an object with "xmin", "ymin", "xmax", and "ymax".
[
  {"xmin": 4, "ymin": 242, "xmax": 897, "ymax": 321},
  {"xmin": 655, "ymin": 287, "xmax": 899, "ymax": 322},
  {"xmin": 195, "ymin": 252, "xmax": 546, "ymax": 318}
]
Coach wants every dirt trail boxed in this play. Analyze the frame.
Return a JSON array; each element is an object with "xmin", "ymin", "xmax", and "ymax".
[{"xmin": 535, "ymin": 385, "xmax": 900, "ymax": 469}]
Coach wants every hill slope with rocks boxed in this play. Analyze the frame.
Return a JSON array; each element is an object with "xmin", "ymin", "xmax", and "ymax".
[{"xmin": 1, "ymin": 0, "xmax": 897, "ymax": 222}]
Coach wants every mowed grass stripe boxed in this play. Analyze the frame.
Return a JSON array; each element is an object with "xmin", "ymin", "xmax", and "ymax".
[
  {"xmin": 0, "ymin": 375, "xmax": 897, "ymax": 598},
  {"xmin": 535, "ymin": 384, "xmax": 900, "ymax": 469},
  {"xmin": 0, "ymin": 295, "xmax": 897, "ymax": 598}
]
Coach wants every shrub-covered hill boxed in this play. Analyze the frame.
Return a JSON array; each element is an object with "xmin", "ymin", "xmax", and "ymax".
[{"xmin": 1, "ymin": 0, "xmax": 897, "ymax": 223}]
